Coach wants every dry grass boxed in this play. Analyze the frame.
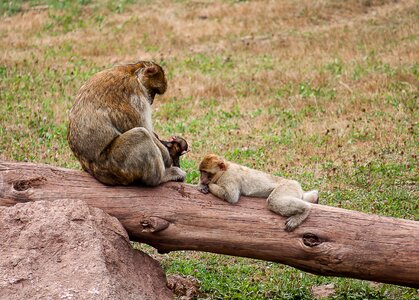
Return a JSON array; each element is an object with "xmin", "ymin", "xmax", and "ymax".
[{"xmin": 1, "ymin": 0, "xmax": 418, "ymax": 298}]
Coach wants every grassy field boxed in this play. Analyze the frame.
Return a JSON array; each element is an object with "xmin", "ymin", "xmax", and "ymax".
[{"xmin": 1, "ymin": 0, "xmax": 418, "ymax": 299}]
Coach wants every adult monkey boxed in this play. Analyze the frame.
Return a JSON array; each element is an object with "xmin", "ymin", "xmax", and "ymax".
[{"xmin": 68, "ymin": 61, "xmax": 186, "ymax": 186}]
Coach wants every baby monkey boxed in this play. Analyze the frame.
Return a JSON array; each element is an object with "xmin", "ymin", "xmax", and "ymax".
[
  {"xmin": 159, "ymin": 136, "xmax": 189, "ymax": 167},
  {"xmin": 198, "ymin": 154, "xmax": 318, "ymax": 231}
]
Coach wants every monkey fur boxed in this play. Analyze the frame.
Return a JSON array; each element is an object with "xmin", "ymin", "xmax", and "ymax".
[
  {"xmin": 68, "ymin": 61, "xmax": 186, "ymax": 186},
  {"xmin": 159, "ymin": 136, "xmax": 189, "ymax": 168},
  {"xmin": 198, "ymin": 154, "xmax": 318, "ymax": 231}
]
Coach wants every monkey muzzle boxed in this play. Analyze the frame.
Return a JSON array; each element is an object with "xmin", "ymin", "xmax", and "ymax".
[{"xmin": 180, "ymin": 150, "xmax": 190, "ymax": 156}]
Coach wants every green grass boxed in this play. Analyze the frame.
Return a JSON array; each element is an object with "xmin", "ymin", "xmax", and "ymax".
[
  {"xmin": 1, "ymin": 0, "xmax": 418, "ymax": 299},
  {"xmin": 135, "ymin": 244, "xmax": 418, "ymax": 300}
]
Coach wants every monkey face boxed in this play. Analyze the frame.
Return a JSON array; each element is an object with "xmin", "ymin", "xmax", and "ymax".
[
  {"xmin": 173, "ymin": 137, "xmax": 188, "ymax": 156},
  {"xmin": 136, "ymin": 63, "xmax": 167, "ymax": 103},
  {"xmin": 199, "ymin": 170, "xmax": 213, "ymax": 185},
  {"xmin": 166, "ymin": 137, "xmax": 189, "ymax": 158},
  {"xmin": 198, "ymin": 154, "xmax": 227, "ymax": 185}
]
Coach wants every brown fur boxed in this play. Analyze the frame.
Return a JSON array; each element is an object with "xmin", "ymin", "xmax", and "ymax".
[
  {"xmin": 68, "ymin": 61, "xmax": 185, "ymax": 186},
  {"xmin": 159, "ymin": 136, "xmax": 189, "ymax": 168},
  {"xmin": 198, "ymin": 154, "xmax": 223, "ymax": 172}
]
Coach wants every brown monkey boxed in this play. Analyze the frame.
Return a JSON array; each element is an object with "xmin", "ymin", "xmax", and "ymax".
[
  {"xmin": 198, "ymin": 154, "xmax": 318, "ymax": 231},
  {"xmin": 158, "ymin": 136, "xmax": 189, "ymax": 168},
  {"xmin": 67, "ymin": 61, "xmax": 186, "ymax": 186}
]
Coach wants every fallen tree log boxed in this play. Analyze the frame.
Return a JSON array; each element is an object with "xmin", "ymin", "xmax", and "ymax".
[{"xmin": 0, "ymin": 161, "xmax": 418, "ymax": 288}]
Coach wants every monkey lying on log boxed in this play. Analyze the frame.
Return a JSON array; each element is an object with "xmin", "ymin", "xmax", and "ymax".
[{"xmin": 198, "ymin": 154, "xmax": 318, "ymax": 231}]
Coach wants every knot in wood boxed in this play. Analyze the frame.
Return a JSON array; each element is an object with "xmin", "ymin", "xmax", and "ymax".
[
  {"xmin": 12, "ymin": 177, "xmax": 46, "ymax": 191},
  {"xmin": 302, "ymin": 233, "xmax": 322, "ymax": 247},
  {"xmin": 140, "ymin": 216, "xmax": 170, "ymax": 233}
]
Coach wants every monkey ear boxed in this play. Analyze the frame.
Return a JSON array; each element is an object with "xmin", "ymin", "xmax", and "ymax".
[
  {"xmin": 218, "ymin": 161, "xmax": 226, "ymax": 171},
  {"xmin": 143, "ymin": 66, "xmax": 158, "ymax": 77}
]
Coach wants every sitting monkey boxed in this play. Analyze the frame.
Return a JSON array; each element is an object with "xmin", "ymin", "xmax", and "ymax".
[
  {"xmin": 68, "ymin": 61, "xmax": 186, "ymax": 186},
  {"xmin": 159, "ymin": 136, "xmax": 189, "ymax": 168},
  {"xmin": 198, "ymin": 154, "xmax": 318, "ymax": 231}
]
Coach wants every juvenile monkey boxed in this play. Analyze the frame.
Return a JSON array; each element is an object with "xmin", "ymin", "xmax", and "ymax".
[
  {"xmin": 198, "ymin": 154, "xmax": 318, "ymax": 231},
  {"xmin": 67, "ymin": 61, "xmax": 186, "ymax": 186},
  {"xmin": 158, "ymin": 135, "xmax": 189, "ymax": 167}
]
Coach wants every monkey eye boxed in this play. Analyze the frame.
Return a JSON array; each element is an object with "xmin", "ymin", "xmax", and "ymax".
[{"xmin": 201, "ymin": 170, "xmax": 212, "ymax": 178}]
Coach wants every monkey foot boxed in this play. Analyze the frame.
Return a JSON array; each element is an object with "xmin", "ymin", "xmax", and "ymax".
[{"xmin": 304, "ymin": 190, "xmax": 319, "ymax": 204}]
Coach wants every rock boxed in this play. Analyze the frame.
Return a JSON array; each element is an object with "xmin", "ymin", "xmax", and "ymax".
[
  {"xmin": 0, "ymin": 199, "xmax": 173, "ymax": 300},
  {"xmin": 166, "ymin": 274, "xmax": 200, "ymax": 300},
  {"xmin": 311, "ymin": 283, "xmax": 336, "ymax": 299}
]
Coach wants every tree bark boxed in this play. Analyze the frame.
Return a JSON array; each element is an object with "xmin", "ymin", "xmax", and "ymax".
[{"xmin": 0, "ymin": 161, "xmax": 418, "ymax": 288}]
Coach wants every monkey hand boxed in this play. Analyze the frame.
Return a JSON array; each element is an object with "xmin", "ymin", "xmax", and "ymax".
[
  {"xmin": 197, "ymin": 184, "xmax": 209, "ymax": 194},
  {"xmin": 284, "ymin": 216, "xmax": 304, "ymax": 232},
  {"xmin": 173, "ymin": 167, "xmax": 186, "ymax": 182}
]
